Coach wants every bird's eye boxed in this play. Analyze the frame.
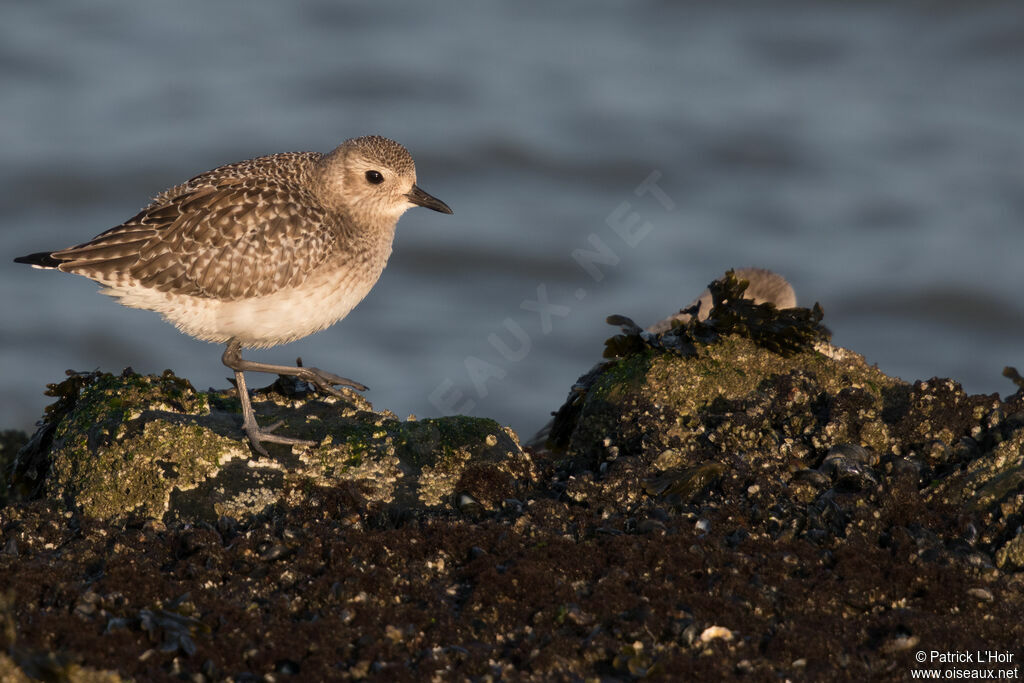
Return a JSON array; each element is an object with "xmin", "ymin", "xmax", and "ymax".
[{"xmin": 365, "ymin": 170, "xmax": 384, "ymax": 185}]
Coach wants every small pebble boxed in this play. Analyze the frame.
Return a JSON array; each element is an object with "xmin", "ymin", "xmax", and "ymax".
[
  {"xmin": 882, "ymin": 634, "xmax": 920, "ymax": 653},
  {"xmin": 636, "ymin": 519, "xmax": 666, "ymax": 535},
  {"xmin": 700, "ymin": 625, "xmax": 734, "ymax": 643}
]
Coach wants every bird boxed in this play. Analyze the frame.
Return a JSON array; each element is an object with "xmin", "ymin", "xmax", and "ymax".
[
  {"xmin": 646, "ymin": 267, "xmax": 796, "ymax": 334},
  {"xmin": 15, "ymin": 135, "xmax": 453, "ymax": 457}
]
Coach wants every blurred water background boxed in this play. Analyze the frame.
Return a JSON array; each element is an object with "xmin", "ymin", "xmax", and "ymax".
[{"xmin": 3, "ymin": 1, "xmax": 1024, "ymax": 439}]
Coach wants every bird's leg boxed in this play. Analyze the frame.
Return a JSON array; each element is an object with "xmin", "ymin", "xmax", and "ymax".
[
  {"xmin": 224, "ymin": 341, "xmax": 319, "ymax": 457},
  {"xmin": 222, "ymin": 339, "xmax": 368, "ymax": 396}
]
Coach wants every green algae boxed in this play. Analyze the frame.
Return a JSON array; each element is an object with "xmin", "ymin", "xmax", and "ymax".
[
  {"xmin": 38, "ymin": 371, "xmax": 238, "ymax": 519},
  {"xmin": 643, "ymin": 462, "xmax": 726, "ymax": 500},
  {"xmin": 13, "ymin": 368, "xmax": 533, "ymax": 521},
  {"xmin": 571, "ymin": 270, "xmax": 848, "ymax": 464},
  {"xmin": 297, "ymin": 413, "xmax": 526, "ymax": 511},
  {"xmin": 555, "ymin": 333, "xmax": 900, "ymax": 465}
]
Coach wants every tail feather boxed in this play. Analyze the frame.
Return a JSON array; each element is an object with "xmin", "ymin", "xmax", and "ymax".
[
  {"xmin": 14, "ymin": 251, "xmax": 63, "ymax": 269},
  {"xmin": 51, "ymin": 238, "xmax": 150, "ymax": 263}
]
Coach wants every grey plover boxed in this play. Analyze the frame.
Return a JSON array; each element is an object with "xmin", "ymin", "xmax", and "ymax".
[
  {"xmin": 15, "ymin": 135, "xmax": 452, "ymax": 456},
  {"xmin": 646, "ymin": 267, "xmax": 796, "ymax": 333}
]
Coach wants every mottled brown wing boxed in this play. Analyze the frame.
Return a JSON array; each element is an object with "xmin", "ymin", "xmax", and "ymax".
[
  {"xmin": 146, "ymin": 152, "xmax": 320, "ymax": 208},
  {"xmin": 54, "ymin": 178, "xmax": 337, "ymax": 300}
]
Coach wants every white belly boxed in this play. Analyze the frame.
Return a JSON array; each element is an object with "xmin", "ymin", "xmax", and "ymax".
[{"xmin": 102, "ymin": 264, "xmax": 382, "ymax": 348}]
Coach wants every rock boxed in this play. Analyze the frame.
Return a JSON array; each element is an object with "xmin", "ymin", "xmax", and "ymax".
[
  {"xmin": 8, "ymin": 369, "xmax": 532, "ymax": 522},
  {"xmin": 0, "ymin": 429, "xmax": 29, "ymax": 505},
  {"xmin": 546, "ymin": 334, "xmax": 897, "ymax": 466},
  {"xmin": 996, "ymin": 529, "xmax": 1024, "ymax": 571},
  {"xmin": 4, "ymin": 271, "xmax": 1024, "ymax": 680},
  {"xmin": 0, "ymin": 651, "xmax": 125, "ymax": 682},
  {"xmin": 967, "ymin": 587, "xmax": 995, "ymax": 602},
  {"xmin": 699, "ymin": 625, "xmax": 734, "ymax": 643},
  {"xmin": 542, "ymin": 271, "xmax": 1024, "ymax": 571}
]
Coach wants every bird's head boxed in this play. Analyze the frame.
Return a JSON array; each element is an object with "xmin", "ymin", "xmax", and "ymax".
[{"xmin": 318, "ymin": 135, "xmax": 452, "ymax": 225}]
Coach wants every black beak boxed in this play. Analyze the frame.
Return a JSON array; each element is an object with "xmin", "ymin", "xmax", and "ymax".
[{"xmin": 407, "ymin": 184, "xmax": 453, "ymax": 214}]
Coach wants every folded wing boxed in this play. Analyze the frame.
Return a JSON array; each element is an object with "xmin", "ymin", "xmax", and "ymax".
[{"xmin": 53, "ymin": 177, "xmax": 337, "ymax": 300}]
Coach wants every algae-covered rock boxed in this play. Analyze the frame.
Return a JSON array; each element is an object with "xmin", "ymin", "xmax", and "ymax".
[
  {"xmin": 0, "ymin": 430, "xmax": 29, "ymax": 505},
  {"xmin": 996, "ymin": 529, "xmax": 1024, "ymax": 570},
  {"xmin": 544, "ymin": 272, "xmax": 1024, "ymax": 573},
  {"xmin": 10, "ymin": 369, "xmax": 532, "ymax": 522},
  {"xmin": 296, "ymin": 412, "xmax": 529, "ymax": 513},
  {"xmin": 0, "ymin": 652, "xmax": 125, "ymax": 683},
  {"xmin": 551, "ymin": 336, "xmax": 902, "ymax": 466},
  {"xmin": 6, "ymin": 270, "xmax": 1024, "ymax": 680}
]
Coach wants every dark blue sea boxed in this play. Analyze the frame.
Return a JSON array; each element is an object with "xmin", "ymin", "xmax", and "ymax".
[{"xmin": 3, "ymin": 1, "xmax": 1024, "ymax": 438}]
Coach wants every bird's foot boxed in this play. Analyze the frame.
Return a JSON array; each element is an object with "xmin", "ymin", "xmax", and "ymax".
[
  {"xmin": 241, "ymin": 418, "xmax": 317, "ymax": 459},
  {"xmin": 294, "ymin": 367, "xmax": 369, "ymax": 395}
]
